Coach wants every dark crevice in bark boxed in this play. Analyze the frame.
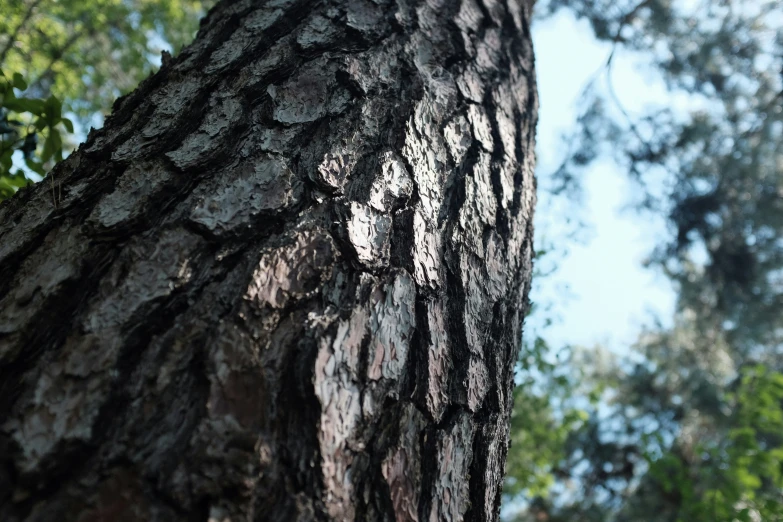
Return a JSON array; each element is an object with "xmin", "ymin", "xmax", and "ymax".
[
  {"xmin": 510, "ymin": 104, "xmax": 528, "ymax": 217},
  {"xmin": 276, "ymin": 312, "xmax": 324, "ymax": 518},
  {"xmin": 475, "ymin": 0, "xmax": 499, "ymax": 32},
  {"xmin": 485, "ymin": 96, "xmax": 512, "ymax": 244},
  {"xmin": 440, "ymin": 139, "xmax": 474, "ymax": 228},
  {"xmin": 343, "ymin": 151, "xmax": 382, "ymax": 203},
  {"xmin": 390, "ymin": 208, "xmax": 416, "ymax": 281},
  {"xmin": 444, "ymin": 254, "xmax": 472, "ymax": 386},
  {"xmin": 334, "ymin": 68, "xmax": 368, "ymax": 100},
  {"xmin": 339, "ymin": 25, "xmax": 381, "ymax": 53},
  {"xmin": 485, "ymin": 299, "xmax": 511, "ymax": 413},
  {"xmin": 403, "ymin": 293, "xmax": 428, "ymax": 403},
  {"xmin": 418, "ymin": 421, "xmax": 440, "ymax": 522},
  {"xmin": 410, "ymin": 290, "xmax": 436, "ymax": 412}
]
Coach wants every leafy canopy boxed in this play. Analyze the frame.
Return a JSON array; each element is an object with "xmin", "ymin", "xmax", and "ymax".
[
  {"xmin": 0, "ymin": 0, "xmax": 208, "ymax": 199},
  {"xmin": 0, "ymin": 69, "xmax": 72, "ymax": 199}
]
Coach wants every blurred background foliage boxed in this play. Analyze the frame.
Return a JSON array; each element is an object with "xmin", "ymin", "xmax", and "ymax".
[
  {"xmin": 0, "ymin": 70, "xmax": 71, "ymax": 198},
  {"xmin": 0, "ymin": 0, "xmax": 208, "ymax": 196},
  {"xmin": 1, "ymin": 0, "xmax": 782, "ymax": 520},
  {"xmin": 507, "ymin": 0, "xmax": 783, "ymax": 520}
]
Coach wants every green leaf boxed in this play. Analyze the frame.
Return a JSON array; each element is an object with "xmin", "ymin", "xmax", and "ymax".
[
  {"xmin": 45, "ymin": 95, "xmax": 63, "ymax": 123},
  {"xmin": 62, "ymin": 118, "xmax": 74, "ymax": 134},
  {"xmin": 51, "ymin": 129, "xmax": 63, "ymax": 161},
  {"xmin": 41, "ymin": 134, "xmax": 53, "ymax": 163},
  {"xmin": 3, "ymin": 170, "xmax": 30, "ymax": 188},
  {"xmin": 4, "ymin": 97, "xmax": 45, "ymax": 115},
  {"xmin": 0, "ymin": 177, "xmax": 18, "ymax": 199},
  {"xmin": 0, "ymin": 150, "xmax": 13, "ymax": 173},
  {"xmin": 11, "ymin": 73, "xmax": 27, "ymax": 91}
]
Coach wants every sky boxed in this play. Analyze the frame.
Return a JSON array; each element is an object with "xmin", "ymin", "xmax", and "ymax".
[{"xmin": 530, "ymin": 11, "xmax": 677, "ymax": 354}]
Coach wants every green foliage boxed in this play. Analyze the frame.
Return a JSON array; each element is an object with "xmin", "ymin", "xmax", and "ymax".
[
  {"xmin": 0, "ymin": 0, "xmax": 208, "ymax": 121},
  {"xmin": 0, "ymin": 69, "xmax": 72, "ymax": 198},
  {"xmin": 0, "ymin": 0, "xmax": 209, "ymax": 200},
  {"xmin": 643, "ymin": 366, "xmax": 783, "ymax": 521},
  {"xmin": 506, "ymin": 335, "xmax": 587, "ymax": 499}
]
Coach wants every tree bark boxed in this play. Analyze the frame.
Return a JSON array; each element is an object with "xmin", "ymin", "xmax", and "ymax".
[{"xmin": 0, "ymin": 0, "xmax": 537, "ymax": 520}]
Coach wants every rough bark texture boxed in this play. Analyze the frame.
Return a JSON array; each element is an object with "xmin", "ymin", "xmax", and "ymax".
[{"xmin": 0, "ymin": 0, "xmax": 537, "ymax": 520}]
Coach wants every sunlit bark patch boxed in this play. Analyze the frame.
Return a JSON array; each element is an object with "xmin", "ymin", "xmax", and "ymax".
[
  {"xmin": 369, "ymin": 151, "xmax": 414, "ymax": 212},
  {"xmin": 316, "ymin": 150, "xmax": 356, "ymax": 193},
  {"xmin": 348, "ymin": 202, "xmax": 392, "ymax": 268},
  {"xmin": 245, "ymin": 230, "xmax": 336, "ymax": 309},
  {"xmin": 313, "ymin": 297, "xmax": 369, "ymax": 519}
]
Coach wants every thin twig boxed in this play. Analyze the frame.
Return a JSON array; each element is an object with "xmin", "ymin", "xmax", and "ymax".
[{"xmin": 50, "ymin": 171, "xmax": 56, "ymax": 207}]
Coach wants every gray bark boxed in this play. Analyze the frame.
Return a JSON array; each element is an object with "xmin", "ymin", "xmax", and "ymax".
[{"xmin": 0, "ymin": 0, "xmax": 537, "ymax": 520}]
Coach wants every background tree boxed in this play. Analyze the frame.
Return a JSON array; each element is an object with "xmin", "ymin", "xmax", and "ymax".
[{"xmin": 504, "ymin": 0, "xmax": 783, "ymax": 520}]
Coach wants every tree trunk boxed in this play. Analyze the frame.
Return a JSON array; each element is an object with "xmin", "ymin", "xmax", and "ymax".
[{"xmin": 0, "ymin": 0, "xmax": 537, "ymax": 520}]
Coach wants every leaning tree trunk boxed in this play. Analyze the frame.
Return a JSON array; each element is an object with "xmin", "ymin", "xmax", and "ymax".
[{"xmin": 0, "ymin": 0, "xmax": 537, "ymax": 520}]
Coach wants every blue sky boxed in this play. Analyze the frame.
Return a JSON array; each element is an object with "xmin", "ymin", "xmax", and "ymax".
[{"xmin": 530, "ymin": 11, "xmax": 677, "ymax": 354}]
